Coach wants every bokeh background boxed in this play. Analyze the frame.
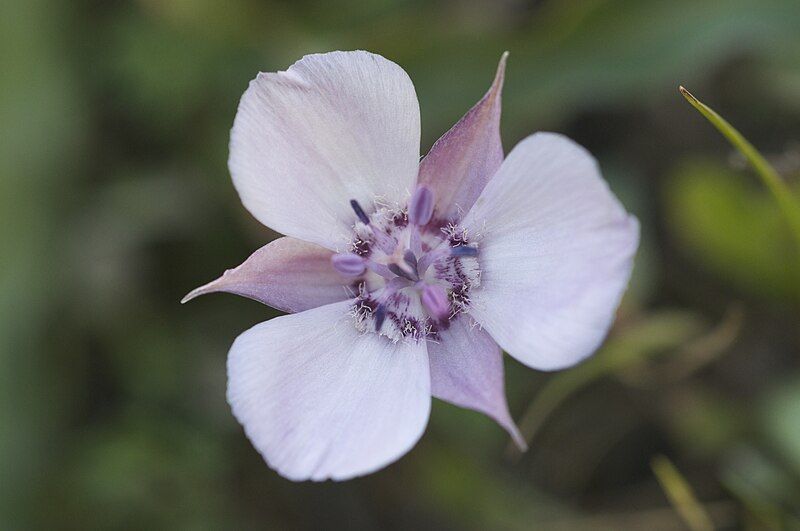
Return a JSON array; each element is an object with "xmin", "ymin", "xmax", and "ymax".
[{"xmin": 3, "ymin": 0, "xmax": 800, "ymax": 529}]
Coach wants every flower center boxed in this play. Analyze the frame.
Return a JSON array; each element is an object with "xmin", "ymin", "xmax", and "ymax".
[{"xmin": 331, "ymin": 187, "xmax": 481, "ymax": 342}]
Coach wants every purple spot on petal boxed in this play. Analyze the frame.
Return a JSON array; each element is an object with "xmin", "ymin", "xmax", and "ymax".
[
  {"xmin": 392, "ymin": 210, "xmax": 408, "ymax": 229},
  {"xmin": 351, "ymin": 239, "xmax": 371, "ymax": 257},
  {"xmin": 423, "ymin": 216, "xmax": 449, "ymax": 235}
]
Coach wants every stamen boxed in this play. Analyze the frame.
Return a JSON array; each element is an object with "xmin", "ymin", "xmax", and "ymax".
[
  {"xmin": 421, "ymin": 284, "xmax": 450, "ymax": 321},
  {"xmin": 346, "ymin": 199, "xmax": 480, "ymax": 341},
  {"xmin": 408, "ymin": 186, "xmax": 434, "ymax": 226},
  {"xmin": 451, "ymin": 246, "xmax": 478, "ymax": 257},
  {"xmin": 331, "ymin": 253, "xmax": 366, "ymax": 277},
  {"xmin": 350, "ymin": 199, "xmax": 370, "ymax": 225}
]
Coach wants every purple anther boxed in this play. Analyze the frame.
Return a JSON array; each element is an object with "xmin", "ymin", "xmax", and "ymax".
[
  {"xmin": 350, "ymin": 199, "xmax": 370, "ymax": 225},
  {"xmin": 388, "ymin": 263, "xmax": 417, "ymax": 282},
  {"xmin": 331, "ymin": 253, "xmax": 366, "ymax": 277},
  {"xmin": 408, "ymin": 186, "xmax": 434, "ymax": 226},
  {"xmin": 421, "ymin": 284, "xmax": 450, "ymax": 321},
  {"xmin": 451, "ymin": 246, "xmax": 478, "ymax": 257},
  {"xmin": 374, "ymin": 304, "xmax": 387, "ymax": 331}
]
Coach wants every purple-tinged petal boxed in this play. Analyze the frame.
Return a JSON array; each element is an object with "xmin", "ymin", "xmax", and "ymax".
[
  {"xmin": 417, "ymin": 52, "xmax": 507, "ymax": 224},
  {"xmin": 462, "ymin": 133, "xmax": 639, "ymax": 371},
  {"xmin": 182, "ymin": 237, "xmax": 355, "ymax": 313},
  {"xmin": 429, "ymin": 316, "xmax": 526, "ymax": 450},
  {"xmin": 227, "ymin": 300, "xmax": 431, "ymax": 481},
  {"xmin": 230, "ymin": 51, "xmax": 421, "ymax": 250}
]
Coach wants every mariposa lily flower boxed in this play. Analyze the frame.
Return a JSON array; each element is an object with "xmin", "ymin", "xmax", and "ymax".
[{"xmin": 184, "ymin": 51, "xmax": 639, "ymax": 481}]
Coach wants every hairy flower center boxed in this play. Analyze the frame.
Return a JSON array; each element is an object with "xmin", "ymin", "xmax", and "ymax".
[{"xmin": 331, "ymin": 187, "xmax": 480, "ymax": 342}]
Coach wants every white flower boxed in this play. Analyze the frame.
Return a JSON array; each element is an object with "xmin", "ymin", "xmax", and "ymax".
[{"xmin": 184, "ymin": 51, "xmax": 639, "ymax": 481}]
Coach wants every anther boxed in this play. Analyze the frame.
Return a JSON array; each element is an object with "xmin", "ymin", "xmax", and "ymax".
[
  {"xmin": 331, "ymin": 253, "xmax": 366, "ymax": 277},
  {"xmin": 350, "ymin": 199, "xmax": 370, "ymax": 225},
  {"xmin": 421, "ymin": 284, "xmax": 450, "ymax": 321},
  {"xmin": 451, "ymin": 246, "xmax": 478, "ymax": 257},
  {"xmin": 408, "ymin": 186, "xmax": 434, "ymax": 226}
]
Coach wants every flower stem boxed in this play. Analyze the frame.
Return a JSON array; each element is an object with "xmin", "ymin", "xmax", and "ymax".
[
  {"xmin": 651, "ymin": 455, "xmax": 715, "ymax": 531},
  {"xmin": 679, "ymin": 86, "xmax": 800, "ymax": 252}
]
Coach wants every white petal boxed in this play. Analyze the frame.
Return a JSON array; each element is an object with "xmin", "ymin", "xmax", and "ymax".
[
  {"xmin": 227, "ymin": 300, "xmax": 431, "ymax": 481},
  {"xmin": 462, "ymin": 133, "xmax": 639, "ymax": 371},
  {"xmin": 229, "ymin": 51, "xmax": 421, "ymax": 249}
]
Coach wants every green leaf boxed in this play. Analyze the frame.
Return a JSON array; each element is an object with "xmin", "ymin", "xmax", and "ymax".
[
  {"xmin": 666, "ymin": 160, "xmax": 797, "ymax": 300},
  {"xmin": 759, "ymin": 379, "xmax": 800, "ymax": 478},
  {"xmin": 511, "ymin": 310, "xmax": 704, "ymax": 449}
]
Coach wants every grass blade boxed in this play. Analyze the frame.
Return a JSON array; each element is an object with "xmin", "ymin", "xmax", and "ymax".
[
  {"xmin": 652, "ymin": 455, "xmax": 715, "ymax": 531},
  {"xmin": 679, "ymin": 86, "xmax": 800, "ymax": 252}
]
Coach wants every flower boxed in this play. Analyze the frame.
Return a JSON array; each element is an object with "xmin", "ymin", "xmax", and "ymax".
[{"xmin": 183, "ymin": 50, "xmax": 639, "ymax": 481}]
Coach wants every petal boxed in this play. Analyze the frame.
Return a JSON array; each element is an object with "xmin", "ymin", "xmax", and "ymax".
[
  {"xmin": 229, "ymin": 51, "xmax": 421, "ymax": 249},
  {"xmin": 182, "ymin": 237, "xmax": 355, "ymax": 313},
  {"xmin": 227, "ymin": 301, "xmax": 431, "ymax": 481},
  {"xmin": 462, "ymin": 133, "xmax": 639, "ymax": 371},
  {"xmin": 417, "ymin": 53, "xmax": 506, "ymax": 224},
  {"xmin": 428, "ymin": 316, "xmax": 526, "ymax": 450}
]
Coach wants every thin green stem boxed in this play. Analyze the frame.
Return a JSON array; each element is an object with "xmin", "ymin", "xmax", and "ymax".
[
  {"xmin": 652, "ymin": 455, "xmax": 715, "ymax": 531},
  {"xmin": 679, "ymin": 86, "xmax": 800, "ymax": 252}
]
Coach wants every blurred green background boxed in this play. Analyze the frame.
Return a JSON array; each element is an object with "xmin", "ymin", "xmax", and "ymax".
[{"xmin": 3, "ymin": 0, "xmax": 800, "ymax": 529}]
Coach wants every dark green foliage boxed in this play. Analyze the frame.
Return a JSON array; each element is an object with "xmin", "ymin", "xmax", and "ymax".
[{"xmin": 3, "ymin": 0, "xmax": 800, "ymax": 528}]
